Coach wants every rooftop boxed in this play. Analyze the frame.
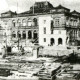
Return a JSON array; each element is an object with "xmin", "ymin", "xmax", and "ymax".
[{"xmin": 0, "ymin": 1, "xmax": 80, "ymax": 18}]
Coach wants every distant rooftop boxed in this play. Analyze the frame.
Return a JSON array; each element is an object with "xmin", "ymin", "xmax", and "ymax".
[
  {"xmin": 1, "ymin": 10, "xmax": 17, "ymax": 18},
  {"xmin": 71, "ymin": 10, "xmax": 80, "ymax": 16},
  {"xmin": 55, "ymin": 5, "xmax": 70, "ymax": 11},
  {"xmin": 1, "ymin": 1, "xmax": 80, "ymax": 18}
]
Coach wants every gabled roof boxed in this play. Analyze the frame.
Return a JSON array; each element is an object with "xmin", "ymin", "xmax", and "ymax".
[
  {"xmin": 19, "ymin": 1, "xmax": 54, "ymax": 15},
  {"xmin": 1, "ymin": 10, "xmax": 17, "ymax": 18},
  {"xmin": 1, "ymin": 10, "xmax": 17, "ymax": 15},
  {"xmin": 30, "ymin": 1, "xmax": 54, "ymax": 12},
  {"xmin": 55, "ymin": 5, "xmax": 70, "ymax": 11},
  {"xmin": 33, "ymin": 1, "xmax": 54, "ymax": 9},
  {"xmin": 71, "ymin": 10, "xmax": 80, "ymax": 16},
  {"xmin": 71, "ymin": 10, "xmax": 80, "ymax": 14}
]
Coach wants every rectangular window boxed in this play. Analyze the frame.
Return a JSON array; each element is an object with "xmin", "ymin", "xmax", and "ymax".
[
  {"xmin": 51, "ymin": 30, "xmax": 53, "ymax": 34},
  {"xmin": 44, "ymin": 20, "xmax": 46, "ymax": 24},
  {"xmin": 44, "ymin": 27, "xmax": 46, "ymax": 34},
  {"xmin": 28, "ymin": 21, "xmax": 32, "ymax": 26},
  {"xmin": 18, "ymin": 22, "xmax": 21, "ymax": 26},
  {"xmin": 13, "ymin": 22, "xmax": 15, "ymax": 27},
  {"xmin": 23, "ymin": 23, "xmax": 26, "ymax": 26},
  {"xmin": 44, "ymin": 38, "xmax": 46, "ymax": 42},
  {"xmin": 12, "ymin": 34, "xmax": 16, "ymax": 38},
  {"xmin": 59, "ymin": 31, "xmax": 61, "ymax": 34},
  {"xmin": 55, "ymin": 19, "xmax": 60, "ymax": 27}
]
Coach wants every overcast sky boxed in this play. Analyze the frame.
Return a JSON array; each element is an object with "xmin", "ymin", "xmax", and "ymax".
[{"xmin": 0, "ymin": 0, "xmax": 80, "ymax": 13}]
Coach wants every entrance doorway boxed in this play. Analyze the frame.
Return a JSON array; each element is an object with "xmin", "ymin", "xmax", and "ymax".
[
  {"xmin": 50, "ymin": 38, "xmax": 54, "ymax": 46},
  {"xmin": 7, "ymin": 47, "xmax": 11, "ymax": 53},
  {"xmin": 17, "ymin": 31, "xmax": 21, "ymax": 38},
  {"xmin": 58, "ymin": 38, "xmax": 62, "ymax": 45},
  {"xmin": 22, "ymin": 31, "xmax": 26, "ymax": 39},
  {"xmin": 33, "ymin": 31, "xmax": 37, "ymax": 39},
  {"xmin": 28, "ymin": 31, "xmax": 32, "ymax": 39}
]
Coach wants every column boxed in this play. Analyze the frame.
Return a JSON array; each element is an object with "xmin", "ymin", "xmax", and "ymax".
[
  {"xmin": 32, "ymin": 30, "xmax": 33, "ymax": 39},
  {"xmin": 55, "ymin": 38, "xmax": 58, "ymax": 46},
  {"xmin": 26, "ymin": 30, "xmax": 28, "ymax": 39}
]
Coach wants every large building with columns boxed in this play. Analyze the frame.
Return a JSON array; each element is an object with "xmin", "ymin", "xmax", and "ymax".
[{"xmin": 0, "ymin": 1, "xmax": 80, "ymax": 47}]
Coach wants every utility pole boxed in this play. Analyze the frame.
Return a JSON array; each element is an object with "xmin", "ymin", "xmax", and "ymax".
[
  {"xmin": 32, "ymin": 1, "xmax": 36, "ymax": 14},
  {"xmin": 17, "ymin": 0, "xmax": 20, "ymax": 50}
]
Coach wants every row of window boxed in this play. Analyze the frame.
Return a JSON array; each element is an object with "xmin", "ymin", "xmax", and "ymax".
[
  {"xmin": 70, "ymin": 30, "xmax": 78, "ymax": 40},
  {"xmin": 43, "ymin": 38, "xmax": 63, "ymax": 45},
  {"xmin": 43, "ymin": 27, "xmax": 54, "ymax": 34},
  {"xmin": 12, "ymin": 18, "xmax": 38, "ymax": 27},
  {"xmin": 66, "ymin": 21, "xmax": 78, "ymax": 26},
  {"xmin": 12, "ymin": 30, "xmax": 38, "ymax": 39},
  {"xmin": 43, "ymin": 28, "xmax": 62, "ymax": 34},
  {"xmin": 43, "ymin": 19, "xmax": 60, "ymax": 27},
  {"xmin": 44, "ymin": 19, "xmax": 79, "ymax": 27},
  {"xmin": 12, "ymin": 33, "xmax": 26, "ymax": 39}
]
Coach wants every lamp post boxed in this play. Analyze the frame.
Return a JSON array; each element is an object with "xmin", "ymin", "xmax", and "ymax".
[{"xmin": 17, "ymin": 31, "xmax": 19, "ymax": 50}]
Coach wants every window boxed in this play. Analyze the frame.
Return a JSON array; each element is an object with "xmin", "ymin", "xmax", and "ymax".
[
  {"xmin": 33, "ymin": 30, "xmax": 37, "ymax": 39},
  {"xmin": 58, "ymin": 38, "xmax": 62, "ymax": 45},
  {"xmin": 22, "ymin": 19, "xmax": 26, "ymax": 26},
  {"xmin": 44, "ymin": 27, "xmax": 46, "ymax": 34},
  {"xmin": 17, "ymin": 19, "xmax": 21, "ymax": 26},
  {"xmin": 12, "ymin": 20, "xmax": 16, "ymax": 27},
  {"xmin": 13, "ymin": 22, "xmax": 15, "ymax": 27},
  {"xmin": 12, "ymin": 31, "xmax": 16, "ymax": 38},
  {"xmin": 18, "ymin": 34, "xmax": 21, "ymax": 38},
  {"xmin": 51, "ymin": 30, "xmax": 53, "ymax": 34},
  {"xmin": 12, "ymin": 34, "xmax": 16, "ymax": 38},
  {"xmin": 79, "ymin": 30, "xmax": 80, "ymax": 37},
  {"xmin": 33, "ymin": 18, "xmax": 37, "ymax": 26},
  {"xmin": 44, "ymin": 38, "xmax": 46, "ymax": 42},
  {"xmin": 51, "ymin": 20, "xmax": 54, "ymax": 29},
  {"xmin": 51, "ymin": 20, "xmax": 54, "ymax": 34},
  {"xmin": 50, "ymin": 38, "xmax": 55, "ymax": 46},
  {"xmin": 28, "ymin": 18, "xmax": 32, "ymax": 26},
  {"xmin": 55, "ymin": 19, "xmax": 60, "ymax": 27},
  {"xmin": 28, "ymin": 31, "xmax": 32, "ymax": 39},
  {"xmin": 22, "ymin": 31, "xmax": 26, "ymax": 39},
  {"xmin": 44, "ymin": 20, "xmax": 46, "ymax": 24},
  {"xmin": 17, "ymin": 31, "xmax": 21, "ymax": 38},
  {"xmin": 59, "ymin": 31, "xmax": 61, "ymax": 34}
]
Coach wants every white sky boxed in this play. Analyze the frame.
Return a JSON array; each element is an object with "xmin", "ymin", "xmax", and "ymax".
[{"xmin": 0, "ymin": 0, "xmax": 80, "ymax": 13}]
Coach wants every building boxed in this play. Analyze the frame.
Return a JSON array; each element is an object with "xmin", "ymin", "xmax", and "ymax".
[{"xmin": 0, "ymin": 1, "xmax": 80, "ymax": 48}]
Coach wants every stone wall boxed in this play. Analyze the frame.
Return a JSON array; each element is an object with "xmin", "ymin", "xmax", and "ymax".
[{"xmin": 38, "ymin": 48, "xmax": 73, "ymax": 56}]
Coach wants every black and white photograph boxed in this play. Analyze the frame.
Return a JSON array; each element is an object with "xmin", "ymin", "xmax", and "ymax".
[{"xmin": 0, "ymin": 0, "xmax": 80, "ymax": 80}]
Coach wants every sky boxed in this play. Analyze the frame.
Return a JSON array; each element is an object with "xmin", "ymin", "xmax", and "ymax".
[{"xmin": 0, "ymin": 0, "xmax": 80, "ymax": 13}]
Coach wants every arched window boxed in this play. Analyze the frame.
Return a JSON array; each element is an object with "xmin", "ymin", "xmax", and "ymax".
[
  {"xmin": 50, "ymin": 38, "xmax": 55, "ymax": 46},
  {"xmin": 28, "ymin": 30, "xmax": 32, "ymax": 39},
  {"xmin": 17, "ymin": 31, "xmax": 21, "ymax": 38},
  {"xmin": 28, "ymin": 18, "xmax": 32, "ymax": 26},
  {"xmin": 51, "ymin": 20, "xmax": 54, "ymax": 34},
  {"xmin": 12, "ymin": 31, "xmax": 16, "ymax": 38},
  {"xmin": 33, "ymin": 18, "xmax": 37, "ymax": 26},
  {"xmin": 17, "ymin": 19, "xmax": 21, "ymax": 26},
  {"xmin": 12, "ymin": 20, "xmax": 16, "ymax": 27},
  {"xmin": 22, "ymin": 19, "xmax": 26, "ymax": 26},
  {"xmin": 79, "ymin": 30, "xmax": 80, "ymax": 37},
  {"xmin": 33, "ymin": 30, "xmax": 38, "ymax": 39},
  {"xmin": 51, "ymin": 20, "xmax": 54, "ymax": 29},
  {"xmin": 22, "ymin": 31, "xmax": 26, "ymax": 39},
  {"xmin": 58, "ymin": 38, "xmax": 62, "ymax": 45}
]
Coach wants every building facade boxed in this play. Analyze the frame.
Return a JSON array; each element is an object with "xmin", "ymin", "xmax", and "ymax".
[{"xmin": 0, "ymin": 1, "xmax": 80, "ymax": 48}]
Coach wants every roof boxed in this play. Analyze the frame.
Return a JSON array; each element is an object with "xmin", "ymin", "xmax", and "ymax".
[
  {"xmin": 55, "ymin": 5, "xmax": 70, "ymax": 11},
  {"xmin": 20, "ymin": 1, "xmax": 54, "ymax": 15},
  {"xmin": 34, "ymin": 1, "xmax": 54, "ymax": 8},
  {"xmin": 1, "ymin": 10, "xmax": 17, "ymax": 15},
  {"xmin": 1, "ymin": 10, "xmax": 17, "ymax": 18},
  {"xmin": 71, "ymin": 10, "xmax": 80, "ymax": 16}
]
